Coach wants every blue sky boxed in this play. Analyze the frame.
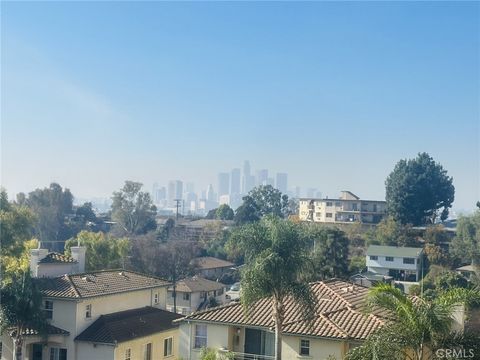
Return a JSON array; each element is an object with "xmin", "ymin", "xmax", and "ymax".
[{"xmin": 1, "ymin": 2, "xmax": 478, "ymax": 212}]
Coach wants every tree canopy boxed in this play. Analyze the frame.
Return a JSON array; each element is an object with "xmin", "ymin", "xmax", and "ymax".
[
  {"xmin": 111, "ymin": 181, "xmax": 157, "ymax": 235},
  {"xmin": 385, "ymin": 153, "xmax": 454, "ymax": 225},
  {"xmin": 451, "ymin": 210, "xmax": 480, "ymax": 283},
  {"xmin": 234, "ymin": 185, "xmax": 289, "ymax": 225}
]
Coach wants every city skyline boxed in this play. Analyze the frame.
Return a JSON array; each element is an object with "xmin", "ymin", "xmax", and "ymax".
[{"xmin": 2, "ymin": 2, "xmax": 478, "ymax": 213}]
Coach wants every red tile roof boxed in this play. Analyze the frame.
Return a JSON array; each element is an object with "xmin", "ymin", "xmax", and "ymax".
[
  {"xmin": 180, "ymin": 279, "xmax": 385, "ymax": 341},
  {"xmin": 38, "ymin": 252, "xmax": 77, "ymax": 264},
  {"xmin": 194, "ymin": 257, "xmax": 234, "ymax": 270}
]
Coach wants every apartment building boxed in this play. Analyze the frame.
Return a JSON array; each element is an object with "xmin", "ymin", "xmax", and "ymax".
[{"xmin": 299, "ymin": 191, "xmax": 386, "ymax": 224}]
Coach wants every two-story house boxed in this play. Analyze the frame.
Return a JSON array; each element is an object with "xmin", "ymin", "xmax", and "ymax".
[
  {"xmin": 298, "ymin": 191, "xmax": 386, "ymax": 224},
  {"xmin": 366, "ymin": 245, "xmax": 424, "ymax": 282},
  {"xmin": 193, "ymin": 257, "xmax": 234, "ymax": 280},
  {"xmin": 167, "ymin": 276, "xmax": 227, "ymax": 315},
  {"xmin": 176, "ymin": 279, "xmax": 385, "ymax": 360},
  {"xmin": 1, "ymin": 245, "xmax": 183, "ymax": 360}
]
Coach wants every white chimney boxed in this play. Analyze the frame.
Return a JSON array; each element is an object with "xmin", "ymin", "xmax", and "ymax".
[
  {"xmin": 30, "ymin": 248, "xmax": 48, "ymax": 277},
  {"xmin": 71, "ymin": 246, "xmax": 86, "ymax": 274}
]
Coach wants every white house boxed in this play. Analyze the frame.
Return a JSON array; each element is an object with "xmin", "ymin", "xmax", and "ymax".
[
  {"xmin": 30, "ymin": 246, "xmax": 86, "ymax": 278},
  {"xmin": 167, "ymin": 276, "xmax": 227, "ymax": 315},
  {"xmin": 366, "ymin": 245, "xmax": 424, "ymax": 282},
  {"xmin": 176, "ymin": 280, "xmax": 385, "ymax": 360}
]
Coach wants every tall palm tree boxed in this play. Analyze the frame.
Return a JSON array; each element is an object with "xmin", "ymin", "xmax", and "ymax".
[
  {"xmin": 237, "ymin": 217, "xmax": 316, "ymax": 360},
  {"xmin": 347, "ymin": 283, "xmax": 480, "ymax": 360},
  {"xmin": 0, "ymin": 271, "xmax": 47, "ymax": 360}
]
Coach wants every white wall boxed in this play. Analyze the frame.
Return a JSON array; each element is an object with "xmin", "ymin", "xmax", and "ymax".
[
  {"xmin": 179, "ymin": 323, "xmax": 229, "ymax": 360},
  {"xmin": 37, "ymin": 263, "xmax": 77, "ymax": 278},
  {"xmin": 366, "ymin": 255, "xmax": 419, "ymax": 272}
]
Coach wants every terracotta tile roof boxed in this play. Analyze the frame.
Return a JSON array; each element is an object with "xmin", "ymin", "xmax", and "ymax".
[
  {"xmin": 9, "ymin": 324, "xmax": 70, "ymax": 337},
  {"xmin": 180, "ymin": 279, "xmax": 385, "ymax": 341},
  {"xmin": 36, "ymin": 270, "xmax": 170, "ymax": 299},
  {"xmin": 39, "ymin": 252, "xmax": 77, "ymax": 264},
  {"xmin": 194, "ymin": 257, "xmax": 235, "ymax": 270},
  {"xmin": 75, "ymin": 307, "xmax": 183, "ymax": 344},
  {"xmin": 169, "ymin": 276, "xmax": 225, "ymax": 293}
]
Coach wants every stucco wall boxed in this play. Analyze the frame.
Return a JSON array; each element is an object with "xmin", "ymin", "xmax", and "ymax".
[
  {"xmin": 178, "ymin": 323, "xmax": 229, "ymax": 360},
  {"xmin": 282, "ymin": 335, "xmax": 346, "ymax": 360},
  {"xmin": 37, "ymin": 263, "xmax": 76, "ymax": 278},
  {"xmin": 76, "ymin": 342, "xmax": 114, "ymax": 360},
  {"xmin": 114, "ymin": 328, "xmax": 179, "ymax": 360}
]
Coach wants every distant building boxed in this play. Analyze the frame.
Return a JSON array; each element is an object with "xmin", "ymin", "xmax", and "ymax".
[
  {"xmin": 299, "ymin": 191, "xmax": 386, "ymax": 224},
  {"xmin": 366, "ymin": 245, "xmax": 424, "ymax": 282},
  {"xmin": 166, "ymin": 276, "xmax": 227, "ymax": 315},
  {"xmin": 256, "ymin": 169, "xmax": 268, "ymax": 186},
  {"xmin": 193, "ymin": 257, "xmax": 235, "ymax": 280},
  {"xmin": 230, "ymin": 168, "xmax": 241, "ymax": 195},
  {"xmin": 276, "ymin": 173, "xmax": 288, "ymax": 194},
  {"xmin": 242, "ymin": 160, "xmax": 251, "ymax": 194},
  {"xmin": 217, "ymin": 173, "xmax": 230, "ymax": 197}
]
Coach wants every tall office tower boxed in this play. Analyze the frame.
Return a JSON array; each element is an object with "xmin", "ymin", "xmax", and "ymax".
[
  {"xmin": 257, "ymin": 169, "xmax": 268, "ymax": 186},
  {"xmin": 185, "ymin": 182, "xmax": 195, "ymax": 194},
  {"xmin": 218, "ymin": 172, "xmax": 230, "ymax": 197},
  {"xmin": 276, "ymin": 173, "xmax": 288, "ymax": 194},
  {"xmin": 231, "ymin": 168, "xmax": 241, "ymax": 195},
  {"xmin": 242, "ymin": 160, "xmax": 251, "ymax": 194},
  {"xmin": 266, "ymin": 177, "xmax": 274, "ymax": 186},
  {"xmin": 206, "ymin": 184, "xmax": 216, "ymax": 202},
  {"xmin": 156, "ymin": 186, "xmax": 167, "ymax": 203},
  {"xmin": 152, "ymin": 182, "xmax": 159, "ymax": 200},
  {"xmin": 167, "ymin": 181, "xmax": 176, "ymax": 206},
  {"xmin": 175, "ymin": 180, "xmax": 183, "ymax": 200}
]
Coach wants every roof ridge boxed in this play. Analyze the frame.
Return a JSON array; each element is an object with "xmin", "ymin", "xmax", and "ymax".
[
  {"xmin": 183, "ymin": 301, "xmax": 240, "ymax": 319},
  {"xmin": 319, "ymin": 282, "xmax": 353, "ymax": 309},
  {"xmin": 64, "ymin": 274, "xmax": 81, "ymax": 298},
  {"xmin": 317, "ymin": 312, "xmax": 349, "ymax": 338}
]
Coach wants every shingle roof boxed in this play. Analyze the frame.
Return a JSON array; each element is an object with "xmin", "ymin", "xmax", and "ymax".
[
  {"xmin": 194, "ymin": 257, "xmax": 234, "ymax": 270},
  {"xmin": 36, "ymin": 270, "xmax": 170, "ymax": 299},
  {"xmin": 75, "ymin": 307, "xmax": 183, "ymax": 344},
  {"xmin": 39, "ymin": 252, "xmax": 77, "ymax": 264},
  {"xmin": 170, "ymin": 276, "xmax": 225, "ymax": 293},
  {"xmin": 367, "ymin": 245, "xmax": 423, "ymax": 258},
  {"xmin": 179, "ymin": 280, "xmax": 385, "ymax": 341}
]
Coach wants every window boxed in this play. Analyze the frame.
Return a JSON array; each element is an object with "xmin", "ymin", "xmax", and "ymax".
[
  {"xmin": 164, "ymin": 337, "xmax": 173, "ymax": 357},
  {"xmin": 143, "ymin": 343, "xmax": 152, "ymax": 360},
  {"xmin": 183, "ymin": 293, "xmax": 190, "ymax": 301},
  {"xmin": 216, "ymin": 288, "xmax": 223, "ymax": 296},
  {"xmin": 352, "ymin": 203, "xmax": 358, "ymax": 211},
  {"xmin": 326, "ymin": 202, "xmax": 332, "ymax": 207},
  {"xmin": 44, "ymin": 300, "xmax": 53, "ymax": 319},
  {"xmin": 154, "ymin": 293, "xmax": 159, "ymax": 304},
  {"xmin": 335, "ymin": 202, "xmax": 341, "ymax": 207},
  {"xmin": 369, "ymin": 255, "xmax": 378, "ymax": 260},
  {"xmin": 300, "ymin": 339, "xmax": 310, "ymax": 356},
  {"xmin": 85, "ymin": 304, "xmax": 92, "ymax": 318},
  {"xmin": 50, "ymin": 348, "xmax": 67, "ymax": 360},
  {"xmin": 373, "ymin": 204, "xmax": 377, "ymax": 212},
  {"xmin": 326, "ymin": 213, "xmax": 332, "ymax": 218},
  {"xmin": 125, "ymin": 348, "xmax": 131, "ymax": 360},
  {"xmin": 403, "ymin": 258, "xmax": 415, "ymax": 264},
  {"xmin": 385, "ymin": 256, "xmax": 394, "ymax": 262},
  {"xmin": 194, "ymin": 324, "xmax": 207, "ymax": 348}
]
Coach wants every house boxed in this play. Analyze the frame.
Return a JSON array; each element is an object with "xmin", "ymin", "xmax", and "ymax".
[
  {"xmin": 0, "ymin": 269, "xmax": 173, "ymax": 360},
  {"xmin": 193, "ymin": 257, "xmax": 234, "ymax": 280},
  {"xmin": 75, "ymin": 307, "xmax": 183, "ymax": 360},
  {"xmin": 167, "ymin": 276, "xmax": 227, "ymax": 315},
  {"xmin": 30, "ymin": 246, "xmax": 86, "ymax": 278},
  {"xmin": 176, "ymin": 279, "xmax": 385, "ymax": 360},
  {"xmin": 366, "ymin": 245, "xmax": 424, "ymax": 282},
  {"xmin": 298, "ymin": 191, "xmax": 386, "ymax": 224}
]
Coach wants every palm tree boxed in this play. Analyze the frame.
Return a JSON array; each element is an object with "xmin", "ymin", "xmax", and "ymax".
[
  {"xmin": 237, "ymin": 217, "xmax": 316, "ymax": 360},
  {"xmin": 0, "ymin": 271, "xmax": 47, "ymax": 360},
  {"xmin": 347, "ymin": 283, "xmax": 480, "ymax": 360}
]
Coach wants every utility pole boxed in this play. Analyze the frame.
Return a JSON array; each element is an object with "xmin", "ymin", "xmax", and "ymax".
[{"xmin": 174, "ymin": 199, "xmax": 182, "ymax": 220}]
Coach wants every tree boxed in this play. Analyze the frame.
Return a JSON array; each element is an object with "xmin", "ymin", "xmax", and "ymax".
[
  {"xmin": 301, "ymin": 225, "xmax": 350, "ymax": 279},
  {"xmin": 385, "ymin": 153, "xmax": 454, "ymax": 225},
  {"xmin": 111, "ymin": 181, "xmax": 157, "ymax": 235},
  {"xmin": 25, "ymin": 183, "xmax": 75, "ymax": 249},
  {"xmin": 451, "ymin": 211, "xmax": 480, "ymax": 283},
  {"xmin": 347, "ymin": 283, "xmax": 480, "ymax": 360},
  {"xmin": 75, "ymin": 202, "xmax": 97, "ymax": 223},
  {"xmin": 129, "ymin": 234, "xmax": 198, "ymax": 313},
  {"xmin": 216, "ymin": 204, "xmax": 234, "ymax": 220},
  {"xmin": 371, "ymin": 216, "xmax": 418, "ymax": 247},
  {"xmin": 64, "ymin": 231, "xmax": 130, "ymax": 271},
  {"xmin": 0, "ymin": 271, "xmax": 47, "ymax": 360},
  {"xmin": 234, "ymin": 185, "xmax": 289, "ymax": 224},
  {"xmin": 236, "ymin": 217, "xmax": 316, "ymax": 360}
]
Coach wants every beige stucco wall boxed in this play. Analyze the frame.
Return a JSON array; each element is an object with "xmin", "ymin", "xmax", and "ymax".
[
  {"xmin": 179, "ymin": 323, "xmax": 229, "ymax": 360},
  {"xmin": 114, "ymin": 328, "xmax": 179, "ymax": 360},
  {"xmin": 76, "ymin": 343, "xmax": 114, "ymax": 360},
  {"xmin": 37, "ymin": 263, "xmax": 77, "ymax": 278},
  {"xmin": 282, "ymin": 335, "xmax": 346, "ymax": 360}
]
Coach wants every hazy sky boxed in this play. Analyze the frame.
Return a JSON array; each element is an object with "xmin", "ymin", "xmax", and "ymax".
[{"xmin": 1, "ymin": 2, "xmax": 478, "ymax": 212}]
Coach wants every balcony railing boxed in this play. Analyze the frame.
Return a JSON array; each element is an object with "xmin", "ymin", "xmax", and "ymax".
[{"xmin": 218, "ymin": 349, "xmax": 275, "ymax": 360}]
